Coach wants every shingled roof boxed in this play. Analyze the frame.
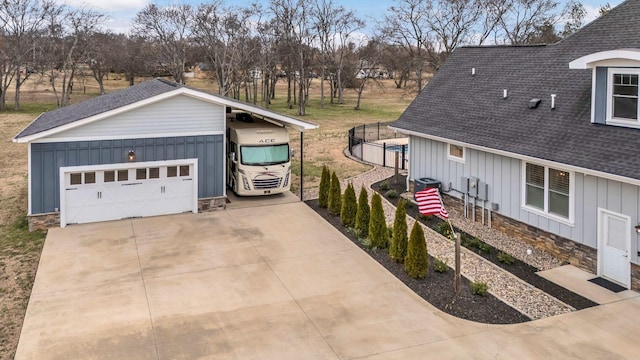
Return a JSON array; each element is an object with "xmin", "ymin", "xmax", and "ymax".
[
  {"xmin": 15, "ymin": 78, "xmax": 183, "ymax": 139},
  {"xmin": 391, "ymin": 0, "xmax": 640, "ymax": 181}
]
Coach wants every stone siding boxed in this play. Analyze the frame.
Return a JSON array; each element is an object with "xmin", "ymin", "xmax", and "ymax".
[
  {"xmin": 631, "ymin": 263, "xmax": 640, "ymax": 291},
  {"xmin": 28, "ymin": 212, "xmax": 60, "ymax": 232},
  {"xmin": 198, "ymin": 197, "xmax": 227, "ymax": 212}
]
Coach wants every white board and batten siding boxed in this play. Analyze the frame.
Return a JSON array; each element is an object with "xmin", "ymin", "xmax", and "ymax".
[
  {"xmin": 409, "ymin": 135, "xmax": 640, "ymax": 262},
  {"xmin": 44, "ymin": 95, "xmax": 225, "ymax": 141}
]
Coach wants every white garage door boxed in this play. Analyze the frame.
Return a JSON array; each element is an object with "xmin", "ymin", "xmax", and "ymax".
[{"xmin": 60, "ymin": 159, "xmax": 198, "ymax": 227}]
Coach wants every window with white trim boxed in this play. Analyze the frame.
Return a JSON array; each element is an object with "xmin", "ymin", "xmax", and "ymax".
[
  {"xmin": 447, "ymin": 144, "xmax": 465, "ymax": 162},
  {"xmin": 607, "ymin": 68, "xmax": 640, "ymax": 123},
  {"xmin": 524, "ymin": 163, "xmax": 571, "ymax": 220}
]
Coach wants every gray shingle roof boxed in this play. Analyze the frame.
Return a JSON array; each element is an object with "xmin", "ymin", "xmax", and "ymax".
[
  {"xmin": 14, "ymin": 78, "xmax": 183, "ymax": 139},
  {"xmin": 391, "ymin": 0, "xmax": 640, "ymax": 181}
]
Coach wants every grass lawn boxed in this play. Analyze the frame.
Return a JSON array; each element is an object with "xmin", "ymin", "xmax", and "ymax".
[{"xmin": 0, "ymin": 74, "xmax": 416, "ymax": 358}]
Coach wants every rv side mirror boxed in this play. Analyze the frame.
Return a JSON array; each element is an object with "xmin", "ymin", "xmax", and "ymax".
[
  {"xmin": 290, "ymin": 149, "xmax": 295, "ymax": 158},
  {"xmin": 229, "ymin": 152, "xmax": 236, "ymax": 161}
]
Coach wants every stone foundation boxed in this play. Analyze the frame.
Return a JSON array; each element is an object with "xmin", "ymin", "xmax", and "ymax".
[
  {"xmin": 631, "ymin": 263, "xmax": 640, "ymax": 291},
  {"xmin": 441, "ymin": 195, "xmax": 598, "ymax": 274},
  {"xmin": 198, "ymin": 196, "xmax": 227, "ymax": 212},
  {"xmin": 28, "ymin": 212, "xmax": 60, "ymax": 232}
]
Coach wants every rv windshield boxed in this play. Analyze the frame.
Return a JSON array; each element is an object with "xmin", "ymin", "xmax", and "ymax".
[{"xmin": 240, "ymin": 144, "xmax": 290, "ymax": 166}]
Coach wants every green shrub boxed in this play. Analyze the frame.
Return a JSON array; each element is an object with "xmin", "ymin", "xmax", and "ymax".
[
  {"xmin": 369, "ymin": 193, "xmax": 389, "ymax": 249},
  {"xmin": 405, "ymin": 221, "xmax": 428, "ymax": 279},
  {"xmin": 435, "ymin": 221, "xmax": 453, "ymax": 240},
  {"xmin": 318, "ymin": 165, "xmax": 330, "ymax": 208},
  {"xmin": 471, "ymin": 281, "xmax": 489, "ymax": 296},
  {"xmin": 389, "ymin": 199, "xmax": 408, "ymax": 263},
  {"xmin": 328, "ymin": 172, "xmax": 342, "ymax": 215},
  {"xmin": 433, "ymin": 258, "xmax": 448, "ymax": 273},
  {"xmin": 478, "ymin": 243, "xmax": 491, "ymax": 254},
  {"xmin": 385, "ymin": 189, "xmax": 398, "ymax": 198},
  {"xmin": 497, "ymin": 251, "xmax": 515, "ymax": 265},
  {"xmin": 379, "ymin": 180, "xmax": 390, "ymax": 191},
  {"xmin": 341, "ymin": 183, "xmax": 358, "ymax": 228},
  {"xmin": 355, "ymin": 186, "xmax": 370, "ymax": 238}
]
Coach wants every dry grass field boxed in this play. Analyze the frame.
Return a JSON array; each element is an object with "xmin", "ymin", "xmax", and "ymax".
[{"xmin": 0, "ymin": 73, "xmax": 416, "ymax": 359}]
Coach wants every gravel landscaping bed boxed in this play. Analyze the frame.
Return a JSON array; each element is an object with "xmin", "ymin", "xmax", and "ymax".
[
  {"xmin": 306, "ymin": 199, "xmax": 531, "ymax": 324},
  {"xmin": 371, "ymin": 176, "xmax": 598, "ymax": 311}
]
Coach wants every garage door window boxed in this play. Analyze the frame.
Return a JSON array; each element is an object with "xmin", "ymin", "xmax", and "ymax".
[
  {"xmin": 117, "ymin": 170, "xmax": 128, "ymax": 181},
  {"xmin": 167, "ymin": 166, "xmax": 177, "ymax": 177},
  {"xmin": 180, "ymin": 165, "xmax": 190, "ymax": 176},
  {"xmin": 149, "ymin": 167, "xmax": 160, "ymax": 179},
  {"xmin": 85, "ymin": 172, "xmax": 96, "ymax": 184},
  {"xmin": 136, "ymin": 168, "xmax": 147, "ymax": 180},
  {"xmin": 70, "ymin": 173, "xmax": 82, "ymax": 185},
  {"xmin": 104, "ymin": 171, "xmax": 115, "ymax": 182}
]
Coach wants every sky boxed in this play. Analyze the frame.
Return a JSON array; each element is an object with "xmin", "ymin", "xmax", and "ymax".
[{"xmin": 56, "ymin": 0, "xmax": 623, "ymax": 36}]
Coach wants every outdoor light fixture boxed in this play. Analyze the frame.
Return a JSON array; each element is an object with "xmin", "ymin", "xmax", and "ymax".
[
  {"xmin": 128, "ymin": 150, "xmax": 135, "ymax": 162},
  {"xmin": 635, "ymin": 224, "xmax": 640, "ymax": 235}
]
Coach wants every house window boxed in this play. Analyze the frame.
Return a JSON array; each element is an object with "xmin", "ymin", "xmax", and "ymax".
[
  {"xmin": 608, "ymin": 69, "xmax": 640, "ymax": 122},
  {"xmin": 447, "ymin": 144, "xmax": 465, "ymax": 163},
  {"xmin": 524, "ymin": 163, "xmax": 572, "ymax": 220}
]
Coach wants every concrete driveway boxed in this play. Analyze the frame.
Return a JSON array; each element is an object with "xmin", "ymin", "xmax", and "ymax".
[{"xmin": 15, "ymin": 201, "xmax": 640, "ymax": 359}]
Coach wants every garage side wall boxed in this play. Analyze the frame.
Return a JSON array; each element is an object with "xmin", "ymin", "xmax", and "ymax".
[{"xmin": 30, "ymin": 135, "xmax": 223, "ymax": 215}]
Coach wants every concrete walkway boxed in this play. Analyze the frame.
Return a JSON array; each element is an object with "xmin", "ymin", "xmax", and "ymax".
[{"xmin": 16, "ymin": 201, "xmax": 640, "ymax": 359}]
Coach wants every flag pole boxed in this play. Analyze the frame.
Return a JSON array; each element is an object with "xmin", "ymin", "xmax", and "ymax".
[{"xmin": 438, "ymin": 190, "xmax": 461, "ymax": 295}]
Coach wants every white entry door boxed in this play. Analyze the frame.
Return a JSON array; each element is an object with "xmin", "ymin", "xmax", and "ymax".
[
  {"xmin": 61, "ymin": 160, "xmax": 198, "ymax": 227},
  {"xmin": 598, "ymin": 208, "xmax": 631, "ymax": 288}
]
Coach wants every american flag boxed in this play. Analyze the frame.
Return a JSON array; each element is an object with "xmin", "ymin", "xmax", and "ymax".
[{"xmin": 415, "ymin": 187, "xmax": 449, "ymax": 219}]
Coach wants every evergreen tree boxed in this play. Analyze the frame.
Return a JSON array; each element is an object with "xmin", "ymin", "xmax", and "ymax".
[
  {"xmin": 328, "ymin": 171, "xmax": 342, "ymax": 215},
  {"xmin": 405, "ymin": 221, "xmax": 429, "ymax": 279},
  {"xmin": 355, "ymin": 186, "xmax": 370, "ymax": 238},
  {"xmin": 318, "ymin": 165, "xmax": 330, "ymax": 208},
  {"xmin": 369, "ymin": 193, "xmax": 389, "ymax": 249},
  {"xmin": 341, "ymin": 182, "xmax": 357, "ymax": 228},
  {"xmin": 389, "ymin": 199, "xmax": 408, "ymax": 263}
]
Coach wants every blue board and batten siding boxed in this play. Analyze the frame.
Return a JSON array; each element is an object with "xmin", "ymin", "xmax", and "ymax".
[
  {"xmin": 409, "ymin": 135, "xmax": 640, "ymax": 262},
  {"xmin": 30, "ymin": 135, "xmax": 224, "ymax": 215}
]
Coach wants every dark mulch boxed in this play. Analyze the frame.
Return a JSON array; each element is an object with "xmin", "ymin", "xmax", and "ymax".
[
  {"xmin": 372, "ymin": 176, "xmax": 598, "ymax": 311},
  {"xmin": 306, "ymin": 199, "xmax": 531, "ymax": 324}
]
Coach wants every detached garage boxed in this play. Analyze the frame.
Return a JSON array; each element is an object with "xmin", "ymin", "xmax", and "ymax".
[{"xmin": 14, "ymin": 78, "xmax": 317, "ymax": 230}]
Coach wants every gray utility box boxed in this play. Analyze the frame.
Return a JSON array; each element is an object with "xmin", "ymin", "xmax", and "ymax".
[{"xmin": 414, "ymin": 177, "xmax": 441, "ymax": 195}]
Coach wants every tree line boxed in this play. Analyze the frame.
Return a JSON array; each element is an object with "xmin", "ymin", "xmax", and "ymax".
[{"xmin": 0, "ymin": 0, "xmax": 595, "ymax": 114}]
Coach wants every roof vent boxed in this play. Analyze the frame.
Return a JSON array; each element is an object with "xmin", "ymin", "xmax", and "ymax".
[
  {"xmin": 503, "ymin": 89, "xmax": 508, "ymax": 99},
  {"xmin": 472, "ymin": 67, "xmax": 476, "ymax": 76},
  {"xmin": 236, "ymin": 113, "xmax": 254, "ymax": 123},
  {"xmin": 551, "ymin": 94, "xmax": 556, "ymax": 110},
  {"xmin": 528, "ymin": 98, "xmax": 541, "ymax": 109}
]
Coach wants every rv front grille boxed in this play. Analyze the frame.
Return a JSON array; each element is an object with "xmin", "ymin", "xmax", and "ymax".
[{"xmin": 253, "ymin": 178, "xmax": 282, "ymax": 189}]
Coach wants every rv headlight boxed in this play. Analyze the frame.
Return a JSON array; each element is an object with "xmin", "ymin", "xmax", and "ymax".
[
  {"xmin": 242, "ymin": 176, "xmax": 250, "ymax": 190},
  {"xmin": 284, "ymin": 171, "xmax": 290, "ymax": 187}
]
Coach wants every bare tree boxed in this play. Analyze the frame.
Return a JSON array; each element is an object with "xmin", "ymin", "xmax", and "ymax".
[
  {"xmin": 314, "ymin": 0, "xmax": 364, "ymax": 107},
  {"xmin": 353, "ymin": 40, "xmax": 383, "ymax": 110},
  {"xmin": 0, "ymin": 0, "xmax": 56, "ymax": 110},
  {"xmin": 270, "ymin": 0, "xmax": 317, "ymax": 116},
  {"xmin": 427, "ymin": 0, "xmax": 485, "ymax": 59},
  {"xmin": 133, "ymin": 4, "xmax": 193, "ymax": 84},
  {"xmin": 378, "ymin": 0, "xmax": 433, "ymax": 93},
  {"xmin": 87, "ymin": 32, "xmax": 118, "ymax": 95},
  {"xmin": 495, "ymin": 0, "xmax": 562, "ymax": 44},
  {"xmin": 192, "ymin": 1, "xmax": 254, "ymax": 96},
  {"xmin": 43, "ymin": 7, "xmax": 105, "ymax": 107}
]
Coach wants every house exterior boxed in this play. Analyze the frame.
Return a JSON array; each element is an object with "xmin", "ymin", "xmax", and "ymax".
[
  {"xmin": 390, "ymin": 0, "xmax": 640, "ymax": 290},
  {"xmin": 14, "ymin": 78, "xmax": 317, "ymax": 230}
]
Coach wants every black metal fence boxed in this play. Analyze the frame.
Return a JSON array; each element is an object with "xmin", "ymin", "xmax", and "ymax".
[{"xmin": 348, "ymin": 122, "xmax": 408, "ymax": 170}]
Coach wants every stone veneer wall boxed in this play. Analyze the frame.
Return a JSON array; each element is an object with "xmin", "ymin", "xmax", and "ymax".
[
  {"xmin": 198, "ymin": 196, "xmax": 227, "ymax": 212},
  {"xmin": 28, "ymin": 212, "xmax": 60, "ymax": 232},
  {"xmin": 27, "ymin": 196, "xmax": 227, "ymax": 232},
  {"xmin": 631, "ymin": 263, "xmax": 640, "ymax": 291}
]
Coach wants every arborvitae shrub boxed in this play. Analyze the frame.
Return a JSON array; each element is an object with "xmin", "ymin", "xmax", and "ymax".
[
  {"xmin": 328, "ymin": 172, "xmax": 342, "ymax": 215},
  {"xmin": 389, "ymin": 199, "xmax": 408, "ymax": 263},
  {"xmin": 369, "ymin": 193, "xmax": 389, "ymax": 249},
  {"xmin": 318, "ymin": 166, "xmax": 330, "ymax": 208},
  {"xmin": 341, "ymin": 183, "xmax": 357, "ymax": 228},
  {"xmin": 355, "ymin": 186, "xmax": 370, "ymax": 238},
  {"xmin": 405, "ymin": 221, "xmax": 429, "ymax": 279}
]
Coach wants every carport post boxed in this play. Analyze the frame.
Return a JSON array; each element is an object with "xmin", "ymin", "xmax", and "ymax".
[{"xmin": 300, "ymin": 131, "xmax": 304, "ymax": 201}]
